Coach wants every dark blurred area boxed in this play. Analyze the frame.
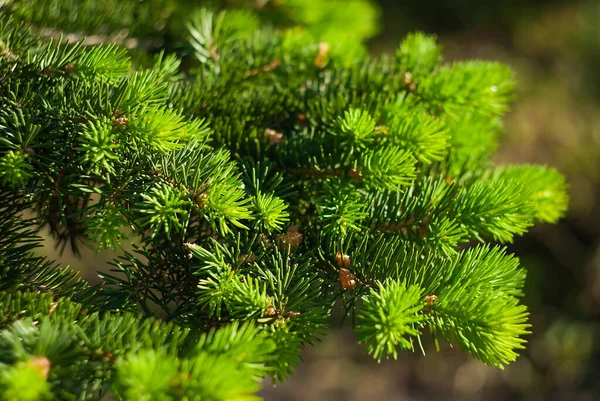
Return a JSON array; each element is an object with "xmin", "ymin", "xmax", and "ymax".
[{"xmin": 261, "ymin": 1, "xmax": 600, "ymax": 400}]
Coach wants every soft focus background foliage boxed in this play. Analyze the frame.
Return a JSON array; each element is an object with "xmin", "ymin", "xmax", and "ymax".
[{"xmin": 41, "ymin": 0, "xmax": 599, "ymax": 400}]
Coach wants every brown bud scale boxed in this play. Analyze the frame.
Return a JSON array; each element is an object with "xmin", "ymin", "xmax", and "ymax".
[
  {"xmin": 29, "ymin": 356, "xmax": 51, "ymax": 379},
  {"xmin": 335, "ymin": 251, "xmax": 351, "ymax": 268},
  {"xmin": 339, "ymin": 267, "xmax": 356, "ymax": 289}
]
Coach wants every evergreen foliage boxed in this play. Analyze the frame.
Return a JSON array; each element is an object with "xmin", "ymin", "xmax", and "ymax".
[{"xmin": 0, "ymin": 0, "xmax": 569, "ymax": 399}]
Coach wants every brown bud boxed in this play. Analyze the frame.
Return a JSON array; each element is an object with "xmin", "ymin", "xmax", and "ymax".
[
  {"xmin": 265, "ymin": 128, "xmax": 283, "ymax": 144},
  {"xmin": 183, "ymin": 242, "xmax": 199, "ymax": 250},
  {"xmin": 48, "ymin": 302, "xmax": 57, "ymax": 314},
  {"xmin": 275, "ymin": 226, "xmax": 303, "ymax": 252},
  {"xmin": 64, "ymin": 62, "xmax": 75, "ymax": 74},
  {"xmin": 28, "ymin": 356, "xmax": 51, "ymax": 379},
  {"xmin": 374, "ymin": 125, "xmax": 390, "ymax": 135},
  {"xmin": 339, "ymin": 267, "xmax": 356, "ymax": 289},
  {"xmin": 194, "ymin": 192, "xmax": 209, "ymax": 208},
  {"xmin": 425, "ymin": 294, "xmax": 437, "ymax": 306},
  {"xmin": 403, "ymin": 72, "xmax": 412, "ymax": 85},
  {"xmin": 284, "ymin": 311, "xmax": 300, "ymax": 318},
  {"xmin": 97, "ymin": 349, "xmax": 115, "ymax": 361},
  {"xmin": 424, "ymin": 294, "xmax": 438, "ymax": 315},
  {"xmin": 265, "ymin": 304, "xmax": 277, "ymax": 317},
  {"xmin": 113, "ymin": 117, "xmax": 129, "ymax": 127},
  {"xmin": 263, "ymin": 59, "xmax": 281, "ymax": 72},
  {"xmin": 335, "ymin": 251, "xmax": 351, "ymax": 268},
  {"xmin": 210, "ymin": 43, "xmax": 219, "ymax": 60},
  {"xmin": 349, "ymin": 168, "xmax": 362, "ymax": 180},
  {"xmin": 315, "ymin": 42, "xmax": 331, "ymax": 69}
]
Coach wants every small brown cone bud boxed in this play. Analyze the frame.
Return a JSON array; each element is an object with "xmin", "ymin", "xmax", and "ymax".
[
  {"xmin": 265, "ymin": 128, "xmax": 283, "ymax": 144},
  {"xmin": 275, "ymin": 226, "xmax": 303, "ymax": 251},
  {"xmin": 335, "ymin": 251, "xmax": 351, "ymax": 268},
  {"xmin": 64, "ymin": 62, "xmax": 75, "ymax": 74},
  {"xmin": 113, "ymin": 117, "xmax": 129, "ymax": 127},
  {"xmin": 425, "ymin": 294, "xmax": 437, "ymax": 306},
  {"xmin": 263, "ymin": 59, "xmax": 281, "ymax": 72},
  {"xmin": 183, "ymin": 242, "xmax": 200, "ymax": 251},
  {"xmin": 424, "ymin": 294, "xmax": 438, "ymax": 315},
  {"xmin": 315, "ymin": 42, "xmax": 331, "ymax": 69},
  {"xmin": 210, "ymin": 43, "xmax": 219, "ymax": 60},
  {"xmin": 29, "ymin": 356, "xmax": 51, "ymax": 379},
  {"xmin": 339, "ymin": 267, "xmax": 356, "ymax": 289},
  {"xmin": 403, "ymin": 72, "xmax": 412, "ymax": 85},
  {"xmin": 265, "ymin": 304, "xmax": 277, "ymax": 317},
  {"xmin": 374, "ymin": 125, "xmax": 389, "ymax": 135},
  {"xmin": 349, "ymin": 169, "xmax": 362, "ymax": 181}
]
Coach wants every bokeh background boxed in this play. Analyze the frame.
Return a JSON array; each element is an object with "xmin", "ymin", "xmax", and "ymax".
[
  {"xmin": 260, "ymin": 1, "xmax": 600, "ymax": 400},
  {"xmin": 40, "ymin": 1, "xmax": 600, "ymax": 400}
]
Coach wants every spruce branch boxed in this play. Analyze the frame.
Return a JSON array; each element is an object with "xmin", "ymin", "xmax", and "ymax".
[{"xmin": 0, "ymin": 1, "xmax": 571, "ymax": 398}]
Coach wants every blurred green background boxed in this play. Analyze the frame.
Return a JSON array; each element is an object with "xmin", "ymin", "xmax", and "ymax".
[
  {"xmin": 39, "ymin": 0, "xmax": 600, "ymax": 399},
  {"xmin": 260, "ymin": 1, "xmax": 600, "ymax": 400}
]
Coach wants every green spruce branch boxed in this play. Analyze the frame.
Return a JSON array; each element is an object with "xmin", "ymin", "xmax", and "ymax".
[{"xmin": 0, "ymin": 1, "xmax": 569, "ymax": 399}]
